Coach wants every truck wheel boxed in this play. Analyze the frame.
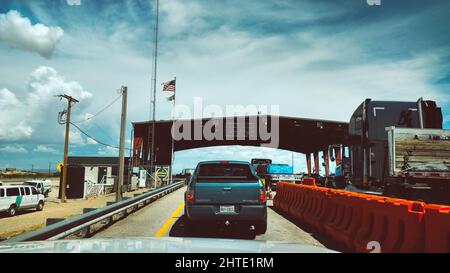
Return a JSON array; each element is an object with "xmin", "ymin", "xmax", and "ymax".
[
  {"xmin": 44, "ymin": 191, "xmax": 49, "ymax": 197},
  {"xmin": 36, "ymin": 201, "xmax": 44, "ymax": 211},
  {"xmin": 255, "ymin": 221, "xmax": 267, "ymax": 235},
  {"xmin": 8, "ymin": 205, "xmax": 17, "ymax": 217}
]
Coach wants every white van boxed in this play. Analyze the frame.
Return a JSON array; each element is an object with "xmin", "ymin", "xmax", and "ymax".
[
  {"xmin": 24, "ymin": 179, "xmax": 52, "ymax": 197},
  {"xmin": 0, "ymin": 185, "xmax": 45, "ymax": 216}
]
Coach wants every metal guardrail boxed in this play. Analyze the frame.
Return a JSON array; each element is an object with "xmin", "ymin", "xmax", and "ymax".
[{"xmin": 3, "ymin": 181, "xmax": 185, "ymax": 243}]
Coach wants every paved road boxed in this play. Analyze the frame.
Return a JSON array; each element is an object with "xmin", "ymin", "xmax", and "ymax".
[{"xmin": 94, "ymin": 187, "xmax": 324, "ymax": 248}]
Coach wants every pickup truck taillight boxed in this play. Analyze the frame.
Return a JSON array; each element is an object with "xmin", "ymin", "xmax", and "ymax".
[
  {"xmin": 259, "ymin": 188, "xmax": 266, "ymax": 202},
  {"xmin": 186, "ymin": 185, "xmax": 195, "ymax": 202},
  {"xmin": 187, "ymin": 193, "xmax": 195, "ymax": 201}
]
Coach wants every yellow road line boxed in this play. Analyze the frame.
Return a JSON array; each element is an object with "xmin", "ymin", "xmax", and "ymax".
[{"xmin": 154, "ymin": 201, "xmax": 185, "ymax": 237}]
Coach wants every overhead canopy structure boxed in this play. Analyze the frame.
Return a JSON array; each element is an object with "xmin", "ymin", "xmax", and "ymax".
[{"xmin": 131, "ymin": 115, "xmax": 349, "ymax": 167}]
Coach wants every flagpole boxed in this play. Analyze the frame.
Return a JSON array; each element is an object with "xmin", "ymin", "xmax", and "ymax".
[
  {"xmin": 170, "ymin": 77, "xmax": 176, "ymax": 184},
  {"xmin": 149, "ymin": 0, "xmax": 159, "ymax": 188}
]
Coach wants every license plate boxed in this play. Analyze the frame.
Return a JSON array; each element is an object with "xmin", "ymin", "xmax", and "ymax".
[{"xmin": 219, "ymin": 206, "xmax": 235, "ymax": 213}]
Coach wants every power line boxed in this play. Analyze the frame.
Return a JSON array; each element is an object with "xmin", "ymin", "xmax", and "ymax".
[
  {"xmin": 70, "ymin": 122, "xmax": 131, "ymax": 151},
  {"xmin": 72, "ymin": 94, "xmax": 122, "ymax": 123},
  {"xmin": 91, "ymin": 122, "xmax": 117, "ymax": 144}
]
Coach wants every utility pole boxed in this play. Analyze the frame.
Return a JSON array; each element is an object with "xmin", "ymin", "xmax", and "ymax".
[
  {"xmin": 117, "ymin": 86, "xmax": 128, "ymax": 202},
  {"xmin": 57, "ymin": 94, "xmax": 79, "ymax": 203}
]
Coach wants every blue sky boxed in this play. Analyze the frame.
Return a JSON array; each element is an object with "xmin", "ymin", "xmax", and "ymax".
[{"xmin": 0, "ymin": 0, "xmax": 449, "ymax": 173}]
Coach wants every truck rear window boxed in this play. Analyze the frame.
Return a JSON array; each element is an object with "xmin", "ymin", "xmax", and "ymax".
[{"xmin": 197, "ymin": 164, "xmax": 257, "ymax": 181}]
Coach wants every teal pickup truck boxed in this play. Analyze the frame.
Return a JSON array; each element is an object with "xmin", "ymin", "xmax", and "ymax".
[{"xmin": 185, "ymin": 161, "xmax": 267, "ymax": 235}]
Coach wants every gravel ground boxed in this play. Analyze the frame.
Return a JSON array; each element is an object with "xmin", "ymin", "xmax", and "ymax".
[{"xmin": 0, "ymin": 177, "xmax": 148, "ymax": 241}]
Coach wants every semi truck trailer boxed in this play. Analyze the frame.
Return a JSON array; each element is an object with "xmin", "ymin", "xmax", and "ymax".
[{"xmin": 335, "ymin": 98, "xmax": 449, "ymax": 203}]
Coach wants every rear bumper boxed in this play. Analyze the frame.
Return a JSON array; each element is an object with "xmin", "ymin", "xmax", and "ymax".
[{"xmin": 186, "ymin": 204, "xmax": 267, "ymax": 222}]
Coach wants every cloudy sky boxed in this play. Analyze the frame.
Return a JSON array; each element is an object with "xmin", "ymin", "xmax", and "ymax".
[{"xmin": 0, "ymin": 0, "xmax": 449, "ymax": 173}]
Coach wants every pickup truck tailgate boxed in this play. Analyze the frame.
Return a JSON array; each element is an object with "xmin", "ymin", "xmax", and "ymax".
[{"xmin": 194, "ymin": 181, "xmax": 260, "ymax": 204}]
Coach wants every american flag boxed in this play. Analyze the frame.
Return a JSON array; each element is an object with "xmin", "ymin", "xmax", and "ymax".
[{"xmin": 162, "ymin": 79, "xmax": 176, "ymax": 92}]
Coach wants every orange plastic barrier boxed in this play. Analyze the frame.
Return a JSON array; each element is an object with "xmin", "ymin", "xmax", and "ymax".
[
  {"xmin": 383, "ymin": 199, "xmax": 425, "ymax": 252},
  {"xmin": 272, "ymin": 182, "xmax": 286, "ymax": 209},
  {"xmin": 332, "ymin": 194, "xmax": 363, "ymax": 248},
  {"xmin": 350, "ymin": 196, "xmax": 388, "ymax": 252},
  {"xmin": 424, "ymin": 204, "xmax": 450, "ymax": 252},
  {"xmin": 275, "ymin": 182, "xmax": 449, "ymax": 253},
  {"xmin": 303, "ymin": 187, "xmax": 331, "ymax": 233},
  {"xmin": 279, "ymin": 183, "xmax": 296, "ymax": 213},
  {"xmin": 287, "ymin": 185, "xmax": 303, "ymax": 219},
  {"xmin": 289, "ymin": 185, "xmax": 308, "ymax": 222},
  {"xmin": 274, "ymin": 182, "xmax": 296, "ymax": 213},
  {"xmin": 325, "ymin": 191, "xmax": 364, "ymax": 249},
  {"xmin": 303, "ymin": 177, "xmax": 316, "ymax": 186}
]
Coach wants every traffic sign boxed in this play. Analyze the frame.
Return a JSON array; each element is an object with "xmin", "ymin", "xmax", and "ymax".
[
  {"xmin": 57, "ymin": 162, "xmax": 64, "ymax": 172},
  {"xmin": 155, "ymin": 166, "xmax": 169, "ymax": 181}
]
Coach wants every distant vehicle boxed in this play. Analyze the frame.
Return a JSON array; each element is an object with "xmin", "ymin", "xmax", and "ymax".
[
  {"xmin": 335, "ymin": 98, "xmax": 450, "ymax": 203},
  {"xmin": 0, "ymin": 185, "xmax": 45, "ymax": 216},
  {"xmin": 264, "ymin": 164, "xmax": 302, "ymax": 191},
  {"xmin": 185, "ymin": 161, "xmax": 267, "ymax": 235},
  {"xmin": 174, "ymin": 168, "xmax": 195, "ymax": 183},
  {"xmin": 251, "ymin": 158, "xmax": 272, "ymax": 170},
  {"xmin": 24, "ymin": 179, "xmax": 52, "ymax": 197},
  {"xmin": 251, "ymin": 158, "xmax": 302, "ymax": 191}
]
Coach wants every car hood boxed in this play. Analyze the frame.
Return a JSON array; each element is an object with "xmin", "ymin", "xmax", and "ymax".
[{"xmin": 0, "ymin": 237, "xmax": 336, "ymax": 253}]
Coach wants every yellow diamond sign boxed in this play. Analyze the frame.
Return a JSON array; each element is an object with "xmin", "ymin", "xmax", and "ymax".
[{"xmin": 57, "ymin": 162, "xmax": 64, "ymax": 172}]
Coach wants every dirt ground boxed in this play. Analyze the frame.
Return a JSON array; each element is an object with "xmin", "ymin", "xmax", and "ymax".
[{"xmin": 0, "ymin": 177, "xmax": 148, "ymax": 241}]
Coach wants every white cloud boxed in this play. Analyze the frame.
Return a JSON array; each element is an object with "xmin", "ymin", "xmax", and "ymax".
[
  {"xmin": 66, "ymin": 0, "xmax": 81, "ymax": 6},
  {"xmin": 0, "ymin": 145, "xmax": 27, "ymax": 153},
  {"xmin": 69, "ymin": 130, "xmax": 85, "ymax": 146},
  {"xmin": 158, "ymin": 26, "xmax": 449, "ymax": 122},
  {"xmin": 0, "ymin": 66, "xmax": 93, "ymax": 143},
  {"xmin": 160, "ymin": 0, "xmax": 206, "ymax": 36},
  {"xmin": 98, "ymin": 146, "xmax": 118, "ymax": 156},
  {"xmin": 33, "ymin": 145, "xmax": 58, "ymax": 154},
  {"xmin": 87, "ymin": 138, "xmax": 98, "ymax": 145},
  {"xmin": 0, "ymin": 10, "xmax": 64, "ymax": 58},
  {"xmin": 0, "ymin": 88, "xmax": 34, "ymax": 140}
]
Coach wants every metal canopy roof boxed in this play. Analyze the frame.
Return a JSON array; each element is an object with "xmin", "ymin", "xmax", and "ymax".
[{"xmin": 132, "ymin": 115, "xmax": 349, "ymax": 154}]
